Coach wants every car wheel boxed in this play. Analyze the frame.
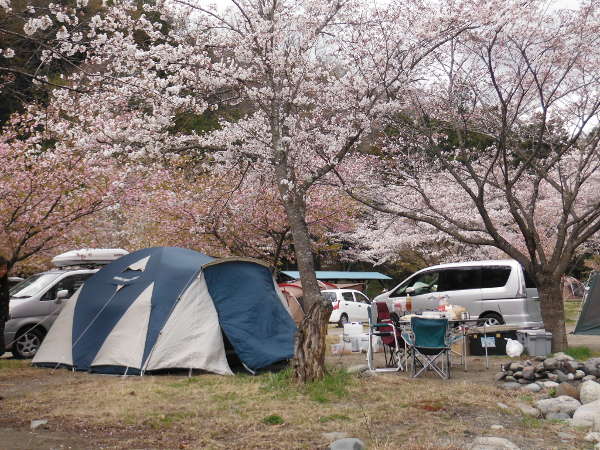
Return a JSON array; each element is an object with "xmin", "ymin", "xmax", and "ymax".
[
  {"xmin": 13, "ymin": 327, "xmax": 45, "ymax": 359},
  {"xmin": 478, "ymin": 313, "xmax": 504, "ymax": 327},
  {"xmin": 338, "ymin": 313, "xmax": 349, "ymax": 328}
]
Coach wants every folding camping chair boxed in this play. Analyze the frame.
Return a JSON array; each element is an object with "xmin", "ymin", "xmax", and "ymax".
[
  {"xmin": 366, "ymin": 303, "xmax": 404, "ymax": 372},
  {"xmin": 402, "ymin": 317, "xmax": 451, "ymax": 379}
]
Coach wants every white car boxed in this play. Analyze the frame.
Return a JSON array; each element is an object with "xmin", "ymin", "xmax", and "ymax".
[{"xmin": 322, "ymin": 289, "xmax": 371, "ymax": 326}]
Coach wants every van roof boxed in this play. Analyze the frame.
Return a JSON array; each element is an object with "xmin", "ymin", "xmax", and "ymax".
[{"xmin": 417, "ymin": 259, "xmax": 519, "ymax": 272}]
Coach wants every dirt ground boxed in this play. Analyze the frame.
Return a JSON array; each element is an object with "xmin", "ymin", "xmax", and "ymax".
[{"xmin": 0, "ymin": 326, "xmax": 597, "ymax": 449}]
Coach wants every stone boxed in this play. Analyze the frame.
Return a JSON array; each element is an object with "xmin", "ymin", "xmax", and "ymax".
[
  {"xmin": 565, "ymin": 360, "xmax": 582, "ymax": 373},
  {"xmin": 329, "ymin": 438, "xmax": 365, "ymax": 450},
  {"xmin": 323, "ymin": 432, "xmax": 350, "ymax": 441},
  {"xmin": 573, "ymin": 399, "xmax": 600, "ymax": 428},
  {"xmin": 556, "ymin": 382, "xmax": 579, "ymax": 400},
  {"xmin": 584, "ymin": 375, "xmax": 599, "ymax": 382},
  {"xmin": 581, "ymin": 381, "xmax": 600, "ymax": 405},
  {"xmin": 544, "ymin": 358, "xmax": 560, "ymax": 370},
  {"xmin": 533, "ymin": 355, "xmax": 546, "ymax": 362},
  {"xmin": 535, "ymin": 396, "xmax": 581, "ymax": 418},
  {"xmin": 346, "ymin": 364, "xmax": 368, "ymax": 374},
  {"xmin": 521, "ymin": 366, "xmax": 536, "ymax": 380},
  {"xmin": 576, "ymin": 370, "xmax": 586, "ymax": 380},
  {"xmin": 521, "ymin": 383, "xmax": 541, "ymax": 393},
  {"xmin": 510, "ymin": 362, "xmax": 524, "ymax": 371},
  {"xmin": 495, "ymin": 372, "xmax": 506, "ymax": 382},
  {"xmin": 546, "ymin": 412, "xmax": 571, "ymax": 420},
  {"xmin": 540, "ymin": 381, "xmax": 559, "ymax": 389},
  {"xmin": 554, "ymin": 370, "xmax": 569, "ymax": 383},
  {"xmin": 567, "ymin": 373, "xmax": 575, "ymax": 381},
  {"xmin": 30, "ymin": 420, "xmax": 48, "ymax": 430},
  {"xmin": 513, "ymin": 371, "xmax": 523, "ymax": 379},
  {"xmin": 557, "ymin": 431, "xmax": 575, "ymax": 440},
  {"xmin": 469, "ymin": 436, "xmax": 520, "ymax": 450},
  {"xmin": 504, "ymin": 376, "xmax": 517, "ymax": 383},
  {"xmin": 501, "ymin": 382, "xmax": 522, "ymax": 390},
  {"xmin": 554, "ymin": 352, "xmax": 575, "ymax": 361},
  {"xmin": 518, "ymin": 378, "xmax": 530, "ymax": 385},
  {"xmin": 584, "ymin": 358, "xmax": 600, "ymax": 377},
  {"xmin": 585, "ymin": 432, "xmax": 600, "ymax": 442},
  {"xmin": 497, "ymin": 402, "xmax": 509, "ymax": 410},
  {"xmin": 490, "ymin": 425, "xmax": 504, "ymax": 430},
  {"xmin": 516, "ymin": 402, "xmax": 540, "ymax": 417},
  {"xmin": 547, "ymin": 373, "xmax": 559, "ymax": 382},
  {"xmin": 505, "ymin": 370, "xmax": 514, "ymax": 376}
]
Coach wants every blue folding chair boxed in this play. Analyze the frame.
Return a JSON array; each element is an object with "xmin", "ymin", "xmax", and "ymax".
[{"xmin": 402, "ymin": 317, "xmax": 450, "ymax": 379}]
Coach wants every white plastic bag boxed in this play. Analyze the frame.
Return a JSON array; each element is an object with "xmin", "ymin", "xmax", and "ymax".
[{"xmin": 505, "ymin": 338, "xmax": 524, "ymax": 358}]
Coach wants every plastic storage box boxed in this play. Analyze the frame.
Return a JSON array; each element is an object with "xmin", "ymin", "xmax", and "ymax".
[{"xmin": 516, "ymin": 329, "xmax": 553, "ymax": 356}]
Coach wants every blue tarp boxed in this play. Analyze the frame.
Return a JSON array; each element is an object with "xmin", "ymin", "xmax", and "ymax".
[{"xmin": 281, "ymin": 270, "xmax": 391, "ymax": 280}]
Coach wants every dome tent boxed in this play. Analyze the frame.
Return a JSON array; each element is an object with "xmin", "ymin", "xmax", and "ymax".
[{"xmin": 33, "ymin": 247, "xmax": 297, "ymax": 375}]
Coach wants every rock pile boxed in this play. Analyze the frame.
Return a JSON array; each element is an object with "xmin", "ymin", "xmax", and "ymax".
[
  {"xmin": 495, "ymin": 352, "xmax": 591, "ymax": 385},
  {"xmin": 495, "ymin": 353, "xmax": 600, "ymax": 434}
]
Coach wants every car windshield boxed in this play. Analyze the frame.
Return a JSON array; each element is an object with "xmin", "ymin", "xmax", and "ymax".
[
  {"xmin": 322, "ymin": 292, "xmax": 337, "ymax": 302},
  {"xmin": 9, "ymin": 273, "xmax": 60, "ymax": 298}
]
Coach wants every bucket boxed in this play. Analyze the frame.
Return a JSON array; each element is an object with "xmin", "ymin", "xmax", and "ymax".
[{"xmin": 343, "ymin": 322, "xmax": 364, "ymax": 337}]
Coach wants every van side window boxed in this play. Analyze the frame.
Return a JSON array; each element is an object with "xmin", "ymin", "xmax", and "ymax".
[
  {"xmin": 481, "ymin": 266, "xmax": 512, "ymax": 288},
  {"xmin": 438, "ymin": 268, "xmax": 481, "ymax": 291},
  {"xmin": 42, "ymin": 273, "xmax": 93, "ymax": 301},
  {"xmin": 524, "ymin": 270, "xmax": 537, "ymax": 288},
  {"xmin": 403, "ymin": 271, "xmax": 440, "ymax": 295}
]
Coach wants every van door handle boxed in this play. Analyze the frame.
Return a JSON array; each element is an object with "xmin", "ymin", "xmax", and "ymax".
[{"xmin": 532, "ymin": 296, "xmax": 540, "ymax": 301}]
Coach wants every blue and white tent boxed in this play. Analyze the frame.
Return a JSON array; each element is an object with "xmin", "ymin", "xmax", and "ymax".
[{"xmin": 33, "ymin": 247, "xmax": 297, "ymax": 375}]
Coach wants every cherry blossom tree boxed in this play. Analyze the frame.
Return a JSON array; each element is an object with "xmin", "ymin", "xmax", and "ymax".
[
  {"xmin": 2, "ymin": 0, "xmax": 475, "ymax": 378},
  {"xmin": 345, "ymin": 0, "xmax": 600, "ymax": 351},
  {"xmin": 0, "ymin": 110, "xmax": 132, "ymax": 353}
]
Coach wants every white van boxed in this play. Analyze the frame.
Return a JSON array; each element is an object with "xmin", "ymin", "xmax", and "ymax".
[
  {"xmin": 373, "ymin": 260, "xmax": 543, "ymax": 328},
  {"xmin": 5, "ymin": 249, "xmax": 127, "ymax": 358}
]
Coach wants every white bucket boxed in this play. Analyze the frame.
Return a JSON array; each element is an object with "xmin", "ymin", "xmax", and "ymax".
[{"xmin": 343, "ymin": 322, "xmax": 363, "ymax": 337}]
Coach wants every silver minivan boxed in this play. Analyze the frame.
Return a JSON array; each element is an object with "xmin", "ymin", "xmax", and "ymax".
[
  {"xmin": 374, "ymin": 260, "xmax": 543, "ymax": 328},
  {"xmin": 5, "ymin": 268, "xmax": 97, "ymax": 358}
]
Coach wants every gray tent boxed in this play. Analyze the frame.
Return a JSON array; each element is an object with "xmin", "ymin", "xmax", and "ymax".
[{"xmin": 574, "ymin": 272, "xmax": 600, "ymax": 335}]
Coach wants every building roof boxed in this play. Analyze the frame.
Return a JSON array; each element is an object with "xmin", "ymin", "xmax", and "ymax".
[{"xmin": 280, "ymin": 271, "xmax": 391, "ymax": 281}]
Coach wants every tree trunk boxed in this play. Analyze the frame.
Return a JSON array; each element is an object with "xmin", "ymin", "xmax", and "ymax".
[
  {"xmin": 537, "ymin": 276, "xmax": 568, "ymax": 352},
  {"xmin": 280, "ymin": 194, "xmax": 330, "ymax": 382},
  {"xmin": 0, "ymin": 274, "xmax": 9, "ymax": 355},
  {"xmin": 291, "ymin": 299, "xmax": 332, "ymax": 383}
]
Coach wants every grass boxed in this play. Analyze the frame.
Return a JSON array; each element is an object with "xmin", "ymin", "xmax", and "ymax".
[
  {"xmin": 262, "ymin": 414, "xmax": 284, "ymax": 425},
  {"xmin": 565, "ymin": 346, "xmax": 593, "ymax": 360},
  {"xmin": 260, "ymin": 366, "xmax": 353, "ymax": 403},
  {"xmin": 318, "ymin": 413, "xmax": 351, "ymax": 423},
  {"xmin": 564, "ymin": 300, "xmax": 582, "ymax": 325},
  {"xmin": 0, "ymin": 352, "xmax": 592, "ymax": 449},
  {"xmin": 0, "ymin": 359, "xmax": 29, "ymax": 370}
]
